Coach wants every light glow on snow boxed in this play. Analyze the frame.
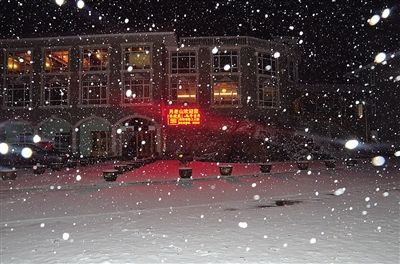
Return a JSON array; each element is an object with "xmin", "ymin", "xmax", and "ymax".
[
  {"xmin": 62, "ymin": 233, "xmax": 70, "ymax": 240},
  {"xmin": 238, "ymin": 222, "xmax": 248, "ymax": 228},
  {"xmin": 0, "ymin": 159, "xmax": 398, "ymax": 263},
  {"xmin": 333, "ymin": 188, "xmax": 346, "ymax": 196}
]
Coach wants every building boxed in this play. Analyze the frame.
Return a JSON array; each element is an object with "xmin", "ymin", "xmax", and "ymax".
[
  {"xmin": 0, "ymin": 32, "xmax": 300, "ymax": 159},
  {"xmin": 343, "ymin": 50, "xmax": 400, "ymax": 143},
  {"xmin": 291, "ymin": 83, "xmax": 367, "ymax": 142}
]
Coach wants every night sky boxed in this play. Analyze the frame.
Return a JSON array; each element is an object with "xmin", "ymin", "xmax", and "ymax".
[{"xmin": 1, "ymin": 0, "xmax": 399, "ymax": 83}]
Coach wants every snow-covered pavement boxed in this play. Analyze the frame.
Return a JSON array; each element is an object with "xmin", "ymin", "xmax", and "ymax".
[{"xmin": 1, "ymin": 158, "xmax": 399, "ymax": 263}]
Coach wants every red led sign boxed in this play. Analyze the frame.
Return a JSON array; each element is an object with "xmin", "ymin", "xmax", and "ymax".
[{"xmin": 167, "ymin": 108, "xmax": 201, "ymax": 125}]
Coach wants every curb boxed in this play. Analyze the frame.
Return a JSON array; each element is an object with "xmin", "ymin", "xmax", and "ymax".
[{"xmin": 0, "ymin": 167, "xmax": 348, "ymax": 195}]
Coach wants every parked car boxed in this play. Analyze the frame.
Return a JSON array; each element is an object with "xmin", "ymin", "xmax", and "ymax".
[{"xmin": 0, "ymin": 143, "xmax": 68, "ymax": 168}]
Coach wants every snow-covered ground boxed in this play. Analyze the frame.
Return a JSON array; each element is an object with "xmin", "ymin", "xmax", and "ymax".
[{"xmin": 1, "ymin": 158, "xmax": 399, "ymax": 263}]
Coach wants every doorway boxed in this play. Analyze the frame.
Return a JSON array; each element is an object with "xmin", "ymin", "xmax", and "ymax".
[
  {"xmin": 90, "ymin": 131, "xmax": 109, "ymax": 157},
  {"xmin": 120, "ymin": 117, "xmax": 157, "ymax": 159}
]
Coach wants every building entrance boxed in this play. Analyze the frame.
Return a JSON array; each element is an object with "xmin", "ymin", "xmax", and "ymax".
[
  {"xmin": 90, "ymin": 131, "xmax": 109, "ymax": 157},
  {"xmin": 119, "ymin": 117, "xmax": 157, "ymax": 159}
]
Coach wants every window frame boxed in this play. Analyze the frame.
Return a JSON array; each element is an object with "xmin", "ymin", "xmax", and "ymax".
[
  {"xmin": 123, "ymin": 45, "xmax": 152, "ymax": 71},
  {"xmin": 212, "ymin": 50, "xmax": 239, "ymax": 73},
  {"xmin": 54, "ymin": 132, "xmax": 71, "ymax": 152},
  {"xmin": 44, "ymin": 48, "xmax": 70, "ymax": 73},
  {"xmin": 43, "ymin": 76, "xmax": 69, "ymax": 106},
  {"xmin": 171, "ymin": 51, "xmax": 197, "ymax": 74},
  {"xmin": 5, "ymin": 81, "xmax": 31, "ymax": 108},
  {"xmin": 81, "ymin": 47, "xmax": 109, "ymax": 72},
  {"xmin": 6, "ymin": 50, "xmax": 32, "ymax": 74},
  {"xmin": 170, "ymin": 77, "xmax": 198, "ymax": 104},
  {"xmin": 123, "ymin": 74, "xmax": 152, "ymax": 104},
  {"xmin": 81, "ymin": 75, "xmax": 109, "ymax": 106},
  {"xmin": 258, "ymin": 78, "xmax": 280, "ymax": 108},
  {"xmin": 257, "ymin": 53, "xmax": 276, "ymax": 76},
  {"xmin": 4, "ymin": 49, "xmax": 33, "ymax": 108},
  {"xmin": 212, "ymin": 76, "xmax": 240, "ymax": 107}
]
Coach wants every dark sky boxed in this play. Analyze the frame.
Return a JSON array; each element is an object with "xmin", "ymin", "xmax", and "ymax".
[{"xmin": 1, "ymin": 0, "xmax": 399, "ymax": 83}]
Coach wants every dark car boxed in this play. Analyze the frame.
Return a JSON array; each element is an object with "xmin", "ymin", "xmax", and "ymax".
[{"xmin": 0, "ymin": 143, "xmax": 68, "ymax": 168}]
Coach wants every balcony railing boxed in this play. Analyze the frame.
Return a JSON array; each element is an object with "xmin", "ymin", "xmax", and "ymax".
[
  {"xmin": 179, "ymin": 36, "xmax": 301, "ymax": 55},
  {"xmin": 180, "ymin": 36, "xmax": 273, "ymax": 50}
]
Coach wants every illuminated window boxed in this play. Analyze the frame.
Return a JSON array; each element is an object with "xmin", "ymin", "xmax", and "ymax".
[
  {"xmin": 213, "ymin": 79, "xmax": 239, "ymax": 105},
  {"xmin": 45, "ymin": 49, "xmax": 69, "ymax": 73},
  {"xmin": 258, "ymin": 79, "xmax": 279, "ymax": 108},
  {"xmin": 5, "ymin": 51, "xmax": 32, "ymax": 107},
  {"xmin": 171, "ymin": 52, "xmax": 196, "ymax": 73},
  {"xmin": 258, "ymin": 53, "xmax": 276, "ymax": 75},
  {"xmin": 213, "ymin": 50, "xmax": 238, "ymax": 73},
  {"xmin": 7, "ymin": 51, "xmax": 31, "ymax": 74},
  {"xmin": 5, "ymin": 82, "xmax": 31, "ymax": 107},
  {"xmin": 82, "ymin": 77, "xmax": 108, "ymax": 105},
  {"xmin": 124, "ymin": 76, "xmax": 151, "ymax": 104},
  {"xmin": 124, "ymin": 46, "xmax": 151, "ymax": 70},
  {"xmin": 82, "ymin": 48, "xmax": 109, "ymax": 71},
  {"xmin": 44, "ymin": 77, "xmax": 69, "ymax": 106},
  {"xmin": 171, "ymin": 78, "xmax": 197, "ymax": 104}
]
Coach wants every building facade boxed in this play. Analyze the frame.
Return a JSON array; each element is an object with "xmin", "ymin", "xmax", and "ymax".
[{"xmin": 0, "ymin": 32, "xmax": 300, "ymax": 159}]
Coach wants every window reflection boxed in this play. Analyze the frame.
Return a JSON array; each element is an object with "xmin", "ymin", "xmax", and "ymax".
[
  {"xmin": 83, "ymin": 48, "xmax": 109, "ymax": 71},
  {"xmin": 45, "ymin": 49, "xmax": 69, "ymax": 72},
  {"xmin": 176, "ymin": 82, "xmax": 197, "ymax": 103},
  {"xmin": 7, "ymin": 51, "xmax": 31, "ymax": 74},
  {"xmin": 124, "ymin": 46, "xmax": 151, "ymax": 70},
  {"xmin": 213, "ymin": 81, "xmax": 239, "ymax": 105}
]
